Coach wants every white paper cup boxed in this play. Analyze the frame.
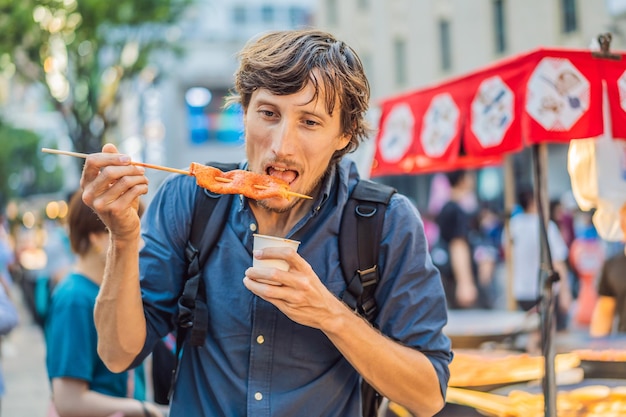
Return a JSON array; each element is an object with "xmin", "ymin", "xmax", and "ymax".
[{"xmin": 253, "ymin": 234, "xmax": 301, "ymax": 271}]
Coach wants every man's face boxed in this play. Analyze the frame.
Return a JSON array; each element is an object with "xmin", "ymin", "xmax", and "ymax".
[{"xmin": 243, "ymin": 79, "xmax": 350, "ymax": 212}]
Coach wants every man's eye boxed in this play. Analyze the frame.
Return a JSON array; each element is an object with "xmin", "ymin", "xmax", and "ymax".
[
  {"xmin": 304, "ymin": 120, "xmax": 318, "ymax": 126},
  {"xmin": 260, "ymin": 110, "xmax": 275, "ymax": 117}
]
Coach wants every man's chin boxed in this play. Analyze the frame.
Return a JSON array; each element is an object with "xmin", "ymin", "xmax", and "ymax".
[{"xmin": 255, "ymin": 198, "xmax": 297, "ymax": 213}]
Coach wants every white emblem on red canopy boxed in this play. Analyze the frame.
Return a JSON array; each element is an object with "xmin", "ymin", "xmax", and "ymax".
[
  {"xmin": 378, "ymin": 103, "xmax": 414, "ymax": 163},
  {"xmin": 526, "ymin": 58, "xmax": 590, "ymax": 131},
  {"xmin": 471, "ymin": 76, "xmax": 514, "ymax": 148},
  {"xmin": 420, "ymin": 93, "xmax": 459, "ymax": 157}
]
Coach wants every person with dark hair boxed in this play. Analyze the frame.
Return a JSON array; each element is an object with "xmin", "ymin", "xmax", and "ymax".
[
  {"xmin": 590, "ymin": 203, "xmax": 626, "ymax": 337},
  {"xmin": 78, "ymin": 29, "xmax": 451, "ymax": 417},
  {"xmin": 435, "ymin": 169, "xmax": 489, "ymax": 309},
  {"xmin": 44, "ymin": 191, "xmax": 163, "ymax": 417},
  {"xmin": 506, "ymin": 185, "xmax": 571, "ymax": 344}
]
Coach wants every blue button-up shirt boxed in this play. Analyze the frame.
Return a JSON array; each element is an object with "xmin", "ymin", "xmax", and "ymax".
[{"xmin": 133, "ymin": 158, "xmax": 451, "ymax": 417}]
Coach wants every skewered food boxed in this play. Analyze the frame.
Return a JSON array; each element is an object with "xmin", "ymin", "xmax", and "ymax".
[
  {"xmin": 39, "ymin": 148, "xmax": 311, "ymax": 200},
  {"xmin": 447, "ymin": 384, "xmax": 626, "ymax": 417},
  {"xmin": 448, "ymin": 352, "xmax": 581, "ymax": 387},
  {"xmin": 189, "ymin": 163, "xmax": 308, "ymax": 200}
]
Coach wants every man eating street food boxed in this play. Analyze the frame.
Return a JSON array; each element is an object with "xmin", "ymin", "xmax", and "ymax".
[{"xmin": 80, "ymin": 29, "xmax": 452, "ymax": 417}]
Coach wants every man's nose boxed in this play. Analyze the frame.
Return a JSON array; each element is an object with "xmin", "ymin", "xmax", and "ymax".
[{"xmin": 271, "ymin": 120, "xmax": 297, "ymax": 156}]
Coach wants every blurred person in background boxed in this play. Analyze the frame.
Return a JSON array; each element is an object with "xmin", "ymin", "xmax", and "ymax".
[
  {"xmin": 0, "ymin": 272, "xmax": 18, "ymax": 415},
  {"xmin": 568, "ymin": 212, "xmax": 604, "ymax": 328},
  {"xmin": 34, "ymin": 198, "xmax": 75, "ymax": 328},
  {"xmin": 468, "ymin": 204, "xmax": 504, "ymax": 309},
  {"xmin": 435, "ymin": 169, "xmax": 490, "ymax": 309},
  {"xmin": 44, "ymin": 191, "xmax": 163, "ymax": 417},
  {"xmin": 589, "ymin": 203, "xmax": 626, "ymax": 337},
  {"xmin": 507, "ymin": 185, "xmax": 571, "ymax": 351},
  {"xmin": 0, "ymin": 214, "xmax": 15, "ymax": 287},
  {"xmin": 0, "ymin": 214, "xmax": 19, "ymax": 415},
  {"xmin": 549, "ymin": 199, "xmax": 575, "ymax": 249},
  {"xmin": 13, "ymin": 225, "xmax": 47, "ymax": 324}
]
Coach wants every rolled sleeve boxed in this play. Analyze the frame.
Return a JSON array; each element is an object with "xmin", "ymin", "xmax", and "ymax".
[
  {"xmin": 130, "ymin": 173, "xmax": 198, "ymax": 368},
  {"xmin": 375, "ymin": 194, "xmax": 452, "ymax": 397}
]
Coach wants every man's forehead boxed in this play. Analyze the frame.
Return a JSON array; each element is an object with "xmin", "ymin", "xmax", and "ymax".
[{"xmin": 252, "ymin": 84, "xmax": 337, "ymax": 116}]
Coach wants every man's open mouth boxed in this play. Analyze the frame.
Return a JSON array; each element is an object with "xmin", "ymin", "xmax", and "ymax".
[{"xmin": 267, "ymin": 166, "xmax": 299, "ymax": 185}]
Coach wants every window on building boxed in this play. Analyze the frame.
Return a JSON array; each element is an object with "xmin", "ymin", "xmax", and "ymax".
[
  {"xmin": 439, "ymin": 20, "xmax": 452, "ymax": 71},
  {"xmin": 394, "ymin": 38, "xmax": 407, "ymax": 86},
  {"xmin": 261, "ymin": 5, "xmax": 274, "ymax": 24},
  {"xmin": 326, "ymin": 0, "xmax": 338, "ymax": 26},
  {"xmin": 561, "ymin": 0, "xmax": 578, "ymax": 33},
  {"xmin": 233, "ymin": 6, "xmax": 246, "ymax": 25},
  {"xmin": 493, "ymin": 0, "xmax": 506, "ymax": 54}
]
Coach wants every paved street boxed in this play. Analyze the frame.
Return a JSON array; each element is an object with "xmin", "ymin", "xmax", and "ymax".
[{"xmin": 2, "ymin": 287, "xmax": 50, "ymax": 417}]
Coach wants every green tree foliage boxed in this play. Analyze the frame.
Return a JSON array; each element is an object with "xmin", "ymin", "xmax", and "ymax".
[
  {"xmin": 0, "ymin": 122, "xmax": 63, "ymax": 206},
  {"xmin": 0, "ymin": 0, "xmax": 191, "ymax": 153}
]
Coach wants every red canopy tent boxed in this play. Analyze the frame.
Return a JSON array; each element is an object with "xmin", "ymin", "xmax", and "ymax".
[
  {"xmin": 371, "ymin": 41, "xmax": 626, "ymax": 177},
  {"xmin": 370, "ymin": 35, "xmax": 626, "ymax": 416}
]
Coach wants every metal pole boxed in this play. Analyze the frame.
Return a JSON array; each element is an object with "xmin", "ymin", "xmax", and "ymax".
[
  {"xmin": 503, "ymin": 155, "xmax": 517, "ymax": 311},
  {"xmin": 531, "ymin": 143, "xmax": 557, "ymax": 417}
]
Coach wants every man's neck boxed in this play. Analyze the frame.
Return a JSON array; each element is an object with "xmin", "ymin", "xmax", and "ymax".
[{"xmin": 250, "ymin": 197, "xmax": 314, "ymax": 237}]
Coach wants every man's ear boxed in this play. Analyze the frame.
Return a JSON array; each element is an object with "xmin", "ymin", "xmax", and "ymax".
[{"xmin": 336, "ymin": 133, "xmax": 351, "ymax": 151}]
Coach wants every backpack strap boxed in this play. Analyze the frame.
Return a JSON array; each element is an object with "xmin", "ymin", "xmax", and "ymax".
[
  {"xmin": 339, "ymin": 179, "xmax": 396, "ymax": 323},
  {"xmin": 339, "ymin": 179, "xmax": 396, "ymax": 417},
  {"xmin": 169, "ymin": 162, "xmax": 237, "ymax": 400}
]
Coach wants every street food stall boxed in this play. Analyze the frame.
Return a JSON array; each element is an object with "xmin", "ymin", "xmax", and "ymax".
[{"xmin": 373, "ymin": 34, "xmax": 626, "ymax": 416}]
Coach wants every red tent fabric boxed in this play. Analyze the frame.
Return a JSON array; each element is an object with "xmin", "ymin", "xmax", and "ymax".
[{"xmin": 371, "ymin": 47, "xmax": 626, "ymax": 177}]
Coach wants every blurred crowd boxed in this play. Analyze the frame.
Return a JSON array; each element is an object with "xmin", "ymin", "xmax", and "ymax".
[
  {"xmin": 0, "ymin": 193, "xmax": 171, "ymax": 417},
  {"xmin": 423, "ymin": 169, "xmax": 626, "ymax": 341}
]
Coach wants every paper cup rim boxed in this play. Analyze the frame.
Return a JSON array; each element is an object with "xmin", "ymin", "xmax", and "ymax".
[{"xmin": 253, "ymin": 234, "xmax": 301, "ymax": 246}]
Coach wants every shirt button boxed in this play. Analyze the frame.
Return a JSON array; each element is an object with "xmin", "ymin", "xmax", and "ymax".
[
  {"xmin": 256, "ymin": 335, "xmax": 265, "ymax": 344},
  {"xmin": 254, "ymin": 392, "xmax": 263, "ymax": 401},
  {"xmin": 250, "ymin": 223, "xmax": 257, "ymax": 232}
]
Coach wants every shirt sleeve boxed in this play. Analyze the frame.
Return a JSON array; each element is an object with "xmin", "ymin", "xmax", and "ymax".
[
  {"xmin": 130, "ymin": 173, "xmax": 198, "ymax": 368},
  {"xmin": 375, "ymin": 194, "xmax": 452, "ymax": 398}
]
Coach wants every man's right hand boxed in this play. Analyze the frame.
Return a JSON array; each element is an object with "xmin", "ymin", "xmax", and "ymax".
[{"xmin": 80, "ymin": 143, "xmax": 149, "ymax": 241}]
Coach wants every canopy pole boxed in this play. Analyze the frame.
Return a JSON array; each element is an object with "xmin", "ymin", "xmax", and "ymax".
[
  {"xmin": 531, "ymin": 143, "xmax": 557, "ymax": 417},
  {"xmin": 503, "ymin": 155, "xmax": 517, "ymax": 311}
]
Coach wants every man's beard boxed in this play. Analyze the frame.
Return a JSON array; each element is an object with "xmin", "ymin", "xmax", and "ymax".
[{"xmin": 254, "ymin": 164, "xmax": 332, "ymax": 213}]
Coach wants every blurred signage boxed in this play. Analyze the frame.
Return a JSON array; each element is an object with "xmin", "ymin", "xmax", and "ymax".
[{"xmin": 185, "ymin": 87, "xmax": 244, "ymax": 145}]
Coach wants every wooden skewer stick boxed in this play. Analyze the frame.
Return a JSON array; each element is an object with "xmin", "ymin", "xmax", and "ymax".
[
  {"xmin": 42, "ymin": 148, "xmax": 190, "ymax": 175},
  {"xmin": 41, "ymin": 148, "xmax": 312, "ymax": 200}
]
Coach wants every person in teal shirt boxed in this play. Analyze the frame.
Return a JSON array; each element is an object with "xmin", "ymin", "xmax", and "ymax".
[{"xmin": 45, "ymin": 191, "xmax": 162, "ymax": 417}]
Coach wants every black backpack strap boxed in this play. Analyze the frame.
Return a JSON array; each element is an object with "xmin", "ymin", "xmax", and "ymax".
[
  {"xmin": 339, "ymin": 179, "xmax": 396, "ymax": 322},
  {"xmin": 169, "ymin": 162, "xmax": 237, "ymax": 400},
  {"xmin": 339, "ymin": 179, "xmax": 396, "ymax": 417}
]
